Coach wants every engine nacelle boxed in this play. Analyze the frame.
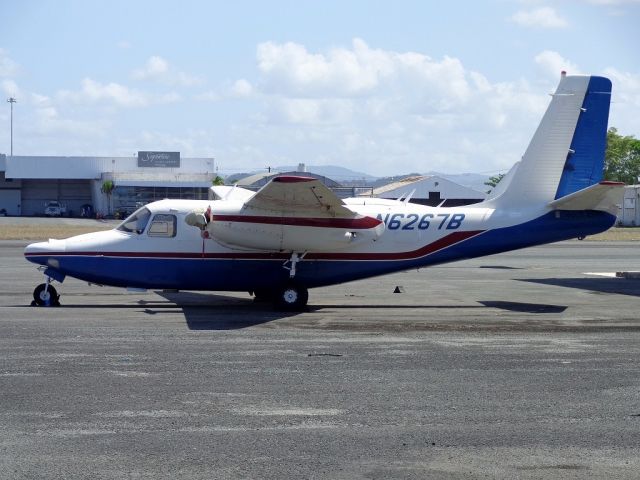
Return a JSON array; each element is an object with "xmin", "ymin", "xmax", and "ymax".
[{"xmin": 208, "ymin": 215, "xmax": 384, "ymax": 252}]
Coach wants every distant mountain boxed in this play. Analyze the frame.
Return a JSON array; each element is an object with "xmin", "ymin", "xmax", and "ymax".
[
  {"xmin": 274, "ymin": 165, "xmax": 378, "ymax": 182},
  {"xmin": 224, "ymin": 165, "xmax": 490, "ymax": 192},
  {"xmin": 225, "ymin": 165, "xmax": 377, "ymax": 185}
]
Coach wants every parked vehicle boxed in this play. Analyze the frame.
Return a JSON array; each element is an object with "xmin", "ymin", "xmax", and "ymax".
[
  {"xmin": 80, "ymin": 204, "xmax": 94, "ymax": 218},
  {"xmin": 44, "ymin": 201, "xmax": 66, "ymax": 217}
]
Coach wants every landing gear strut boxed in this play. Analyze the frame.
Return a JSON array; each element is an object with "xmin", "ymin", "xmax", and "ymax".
[
  {"xmin": 277, "ymin": 252, "xmax": 309, "ymax": 310},
  {"xmin": 283, "ymin": 252, "xmax": 306, "ymax": 278},
  {"xmin": 32, "ymin": 277, "xmax": 60, "ymax": 307}
]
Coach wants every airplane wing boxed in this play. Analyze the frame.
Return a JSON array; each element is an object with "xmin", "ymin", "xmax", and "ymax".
[
  {"xmin": 189, "ymin": 176, "xmax": 384, "ymax": 252},
  {"xmin": 210, "ymin": 185, "xmax": 255, "ymax": 202},
  {"xmin": 243, "ymin": 175, "xmax": 355, "ymax": 217}
]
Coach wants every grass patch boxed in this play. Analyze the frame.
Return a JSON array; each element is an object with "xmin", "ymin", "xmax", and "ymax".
[
  {"xmin": 583, "ymin": 227, "xmax": 640, "ymax": 242},
  {"xmin": 0, "ymin": 224, "xmax": 114, "ymax": 241}
]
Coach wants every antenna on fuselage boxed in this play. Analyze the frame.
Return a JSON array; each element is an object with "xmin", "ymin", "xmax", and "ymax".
[
  {"xmin": 403, "ymin": 189, "xmax": 416, "ymax": 205},
  {"xmin": 223, "ymin": 184, "xmax": 238, "ymax": 201}
]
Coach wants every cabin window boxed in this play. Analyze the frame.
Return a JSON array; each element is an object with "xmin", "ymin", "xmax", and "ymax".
[
  {"xmin": 117, "ymin": 207, "xmax": 152, "ymax": 234},
  {"xmin": 147, "ymin": 214, "xmax": 177, "ymax": 238}
]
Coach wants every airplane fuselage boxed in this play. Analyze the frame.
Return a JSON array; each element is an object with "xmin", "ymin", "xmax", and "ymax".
[{"xmin": 24, "ymin": 197, "xmax": 615, "ymax": 293}]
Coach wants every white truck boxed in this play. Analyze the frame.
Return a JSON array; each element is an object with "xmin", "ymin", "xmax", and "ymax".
[{"xmin": 44, "ymin": 200, "xmax": 67, "ymax": 217}]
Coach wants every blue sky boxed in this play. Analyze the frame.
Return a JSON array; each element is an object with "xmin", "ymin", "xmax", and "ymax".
[{"xmin": 1, "ymin": 0, "xmax": 639, "ymax": 177}]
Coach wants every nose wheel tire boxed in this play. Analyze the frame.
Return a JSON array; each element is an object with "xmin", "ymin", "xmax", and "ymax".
[
  {"xmin": 276, "ymin": 284, "xmax": 308, "ymax": 311},
  {"xmin": 33, "ymin": 283, "xmax": 60, "ymax": 306}
]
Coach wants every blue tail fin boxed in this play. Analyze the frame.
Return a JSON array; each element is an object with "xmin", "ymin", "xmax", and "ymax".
[{"xmin": 554, "ymin": 76, "xmax": 612, "ymax": 199}]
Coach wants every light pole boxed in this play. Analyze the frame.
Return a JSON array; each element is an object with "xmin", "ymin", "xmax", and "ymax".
[{"xmin": 7, "ymin": 97, "xmax": 16, "ymax": 157}]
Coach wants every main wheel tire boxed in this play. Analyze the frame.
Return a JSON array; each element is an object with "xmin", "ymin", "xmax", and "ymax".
[
  {"xmin": 275, "ymin": 284, "xmax": 309, "ymax": 311},
  {"xmin": 33, "ymin": 283, "xmax": 59, "ymax": 306}
]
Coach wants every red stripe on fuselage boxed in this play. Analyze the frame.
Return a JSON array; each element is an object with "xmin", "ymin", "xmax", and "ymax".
[
  {"xmin": 307, "ymin": 229, "xmax": 484, "ymax": 260},
  {"xmin": 211, "ymin": 214, "xmax": 382, "ymax": 229}
]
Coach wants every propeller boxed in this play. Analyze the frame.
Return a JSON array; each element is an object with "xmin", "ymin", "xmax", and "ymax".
[{"xmin": 185, "ymin": 206, "xmax": 212, "ymax": 258}]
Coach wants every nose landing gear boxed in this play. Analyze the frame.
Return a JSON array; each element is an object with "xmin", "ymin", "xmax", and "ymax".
[{"xmin": 32, "ymin": 276, "xmax": 60, "ymax": 307}]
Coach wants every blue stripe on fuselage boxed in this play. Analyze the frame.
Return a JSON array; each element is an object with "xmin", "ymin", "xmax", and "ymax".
[{"xmin": 27, "ymin": 210, "xmax": 615, "ymax": 291}]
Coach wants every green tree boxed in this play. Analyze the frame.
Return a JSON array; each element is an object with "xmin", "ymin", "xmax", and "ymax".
[
  {"xmin": 604, "ymin": 128, "xmax": 640, "ymax": 184},
  {"xmin": 484, "ymin": 173, "xmax": 505, "ymax": 192},
  {"xmin": 212, "ymin": 175, "xmax": 225, "ymax": 186},
  {"xmin": 101, "ymin": 180, "xmax": 115, "ymax": 215}
]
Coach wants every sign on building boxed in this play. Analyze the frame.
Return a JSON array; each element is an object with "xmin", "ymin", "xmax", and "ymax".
[{"xmin": 137, "ymin": 151, "xmax": 180, "ymax": 168}]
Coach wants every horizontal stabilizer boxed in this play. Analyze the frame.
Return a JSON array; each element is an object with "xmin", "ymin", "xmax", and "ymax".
[{"xmin": 547, "ymin": 181, "xmax": 624, "ymax": 214}]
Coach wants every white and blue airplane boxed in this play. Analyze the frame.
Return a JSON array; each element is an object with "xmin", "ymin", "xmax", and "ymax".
[{"xmin": 25, "ymin": 74, "xmax": 623, "ymax": 309}]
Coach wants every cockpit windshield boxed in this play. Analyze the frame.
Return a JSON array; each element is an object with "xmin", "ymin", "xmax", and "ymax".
[{"xmin": 117, "ymin": 207, "xmax": 152, "ymax": 234}]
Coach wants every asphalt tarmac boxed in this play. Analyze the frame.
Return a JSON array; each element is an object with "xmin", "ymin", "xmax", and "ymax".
[{"xmin": 1, "ymin": 240, "xmax": 640, "ymax": 479}]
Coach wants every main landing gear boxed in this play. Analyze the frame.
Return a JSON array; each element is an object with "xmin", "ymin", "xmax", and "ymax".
[
  {"xmin": 276, "ymin": 283, "xmax": 309, "ymax": 311},
  {"xmin": 251, "ymin": 252, "xmax": 310, "ymax": 311},
  {"xmin": 278, "ymin": 252, "xmax": 309, "ymax": 310}
]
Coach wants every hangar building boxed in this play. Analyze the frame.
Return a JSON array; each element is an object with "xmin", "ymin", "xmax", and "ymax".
[
  {"xmin": 0, "ymin": 153, "xmax": 215, "ymax": 217},
  {"xmin": 373, "ymin": 175, "xmax": 486, "ymax": 207}
]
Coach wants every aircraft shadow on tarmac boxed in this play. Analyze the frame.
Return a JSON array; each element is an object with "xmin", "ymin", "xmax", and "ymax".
[
  {"xmin": 478, "ymin": 301, "xmax": 567, "ymax": 313},
  {"xmin": 22, "ymin": 292, "xmax": 293, "ymax": 330},
  {"xmin": 519, "ymin": 277, "xmax": 640, "ymax": 298},
  {"xmin": 22, "ymin": 290, "xmax": 579, "ymax": 331},
  {"xmin": 142, "ymin": 291, "xmax": 298, "ymax": 330},
  {"xmin": 152, "ymin": 292, "xmax": 571, "ymax": 330}
]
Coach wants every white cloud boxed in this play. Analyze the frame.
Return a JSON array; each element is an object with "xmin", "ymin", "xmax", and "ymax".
[
  {"xmin": 7, "ymin": 37, "xmax": 637, "ymax": 177},
  {"xmin": 227, "ymin": 40, "xmax": 559, "ymax": 174},
  {"xmin": 2, "ymin": 79, "xmax": 20, "ymax": 97},
  {"xmin": 0, "ymin": 49, "xmax": 19, "ymax": 77},
  {"xmin": 132, "ymin": 56, "xmax": 169, "ymax": 80},
  {"xmin": 602, "ymin": 68, "xmax": 640, "ymax": 133},
  {"xmin": 230, "ymin": 79, "xmax": 253, "ymax": 97},
  {"xmin": 58, "ymin": 78, "xmax": 180, "ymax": 108},
  {"xmin": 534, "ymin": 50, "xmax": 582, "ymax": 78},
  {"xmin": 195, "ymin": 79, "xmax": 254, "ymax": 102},
  {"xmin": 257, "ymin": 38, "xmax": 403, "ymax": 97},
  {"xmin": 585, "ymin": 0, "xmax": 640, "ymax": 4},
  {"xmin": 131, "ymin": 55, "xmax": 203, "ymax": 87},
  {"xmin": 256, "ymin": 38, "xmax": 472, "ymax": 104},
  {"xmin": 194, "ymin": 90, "xmax": 220, "ymax": 102},
  {"xmin": 510, "ymin": 7, "xmax": 569, "ymax": 28},
  {"xmin": 268, "ymin": 98, "xmax": 354, "ymax": 124}
]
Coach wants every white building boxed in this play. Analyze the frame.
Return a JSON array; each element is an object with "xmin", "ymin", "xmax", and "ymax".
[
  {"xmin": 0, "ymin": 153, "xmax": 215, "ymax": 217},
  {"xmin": 373, "ymin": 175, "xmax": 486, "ymax": 207},
  {"xmin": 619, "ymin": 185, "xmax": 640, "ymax": 226}
]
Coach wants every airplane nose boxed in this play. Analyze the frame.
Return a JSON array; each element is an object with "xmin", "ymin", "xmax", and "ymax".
[{"xmin": 24, "ymin": 239, "xmax": 67, "ymax": 265}]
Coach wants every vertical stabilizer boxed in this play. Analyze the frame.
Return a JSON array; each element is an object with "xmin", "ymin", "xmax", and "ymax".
[
  {"xmin": 554, "ymin": 76, "xmax": 611, "ymax": 198},
  {"xmin": 487, "ymin": 74, "xmax": 611, "ymax": 208}
]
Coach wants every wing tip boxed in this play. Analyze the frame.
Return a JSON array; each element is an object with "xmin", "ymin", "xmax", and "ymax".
[{"xmin": 272, "ymin": 175, "xmax": 316, "ymax": 183}]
